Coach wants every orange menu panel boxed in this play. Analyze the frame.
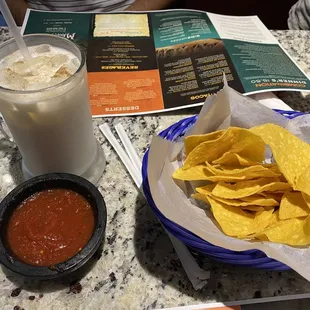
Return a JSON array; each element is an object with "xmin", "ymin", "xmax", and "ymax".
[{"xmin": 88, "ymin": 69, "xmax": 164, "ymax": 116}]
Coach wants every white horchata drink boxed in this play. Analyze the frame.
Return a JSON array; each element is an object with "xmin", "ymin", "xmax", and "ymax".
[{"xmin": 0, "ymin": 34, "xmax": 105, "ymax": 184}]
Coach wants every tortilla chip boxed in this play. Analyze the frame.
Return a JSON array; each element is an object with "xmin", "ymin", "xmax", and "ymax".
[
  {"xmin": 203, "ymin": 175, "xmax": 250, "ymax": 182},
  {"xmin": 212, "ymin": 178, "xmax": 291, "ymax": 199},
  {"xmin": 212, "ymin": 152, "xmax": 259, "ymax": 167},
  {"xmin": 239, "ymin": 195, "xmax": 279, "ymax": 207},
  {"xmin": 183, "ymin": 127, "xmax": 240, "ymax": 169},
  {"xmin": 302, "ymin": 193, "xmax": 310, "ymax": 209},
  {"xmin": 173, "ymin": 124, "xmax": 310, "ymax": 246},
  {"xmin": 259, "ymin": 192, "xmax": 284, "ymax": 202},
  {"xmin": 205, "ymin": 161, "xmax": 280, "ymax": 179},
  {"xmin": 279, "ymin": 191, "xmax": 309, "ymax": 220},
  {"xmin": 250, "ymin": 123, "xmax": 310, "ymax": 187},
  {"xmin": 243, "ymin": 210, "xmax": 280, "ymax": 239},
  {"xmin": 195, "ymin": 184, "xmax": 217, "ymax": 195},
  {"xmin": 207, "ymin": 195, "xmax": 256, "ymax": 237},
  {"xmin": 184, "ymin": 130, "xmax": 224, "ymax": 155},
  {"xmin": 193, "ymin": 191, "xmax": 278, "ymax": 207},
  {"xmin": 257, "ymin": 217, "xmax": 310, "ymax": 246},
  {"xmin": 239, "ymin": 206, "xmax": 266, "ymax": 212},
  {"xmin": 253, "ymin": 209, "xmax": 275, "ymax": 233},
  {"xmin": 172, "ymin": 165, "xmax": 213, "ymax": 181},
  {"xmin": 230, "ymin": 128, "xmax": 266, "ymax": 162},
  {"xmin": 295, "ymin": 164, "xmax": 310, "ymax": 196}
]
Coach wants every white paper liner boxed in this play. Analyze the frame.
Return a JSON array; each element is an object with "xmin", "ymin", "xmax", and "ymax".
[{"xmin": 148, "ymin": 84, "xmax": 310, "ymax": 281}]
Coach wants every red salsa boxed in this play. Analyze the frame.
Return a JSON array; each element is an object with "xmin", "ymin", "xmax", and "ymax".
[{"xmin": 6, "ymin": 189, "xmax": 95, "ymax": 266}]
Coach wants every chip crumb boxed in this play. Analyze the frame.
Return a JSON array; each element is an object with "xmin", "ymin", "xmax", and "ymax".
[
  {"xmin": 68, "ymin": 282, "xmax": 82, "ymax": 294},
  {"xmin": 254, "ymin": 290, "xmax": 262, "ymax": 298},
  {"xmin": 11, "ymin": 288, "xmax": 22, "ymax": 297}
]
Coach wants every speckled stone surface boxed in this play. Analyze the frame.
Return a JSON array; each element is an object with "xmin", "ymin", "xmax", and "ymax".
[
  {"xmin": 272, "ymin": 30, "xmax": 310, "ymax": 112},
  {"xmin": 1, "ymin": 28, "xmax": 310, "ymax": 310}
]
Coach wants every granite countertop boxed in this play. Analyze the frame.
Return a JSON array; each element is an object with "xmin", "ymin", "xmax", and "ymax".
[{"xmin": 1, "ymin": 28, "xmax": 310, "ymax": 310}]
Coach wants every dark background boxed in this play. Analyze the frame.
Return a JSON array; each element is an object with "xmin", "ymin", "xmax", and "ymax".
[{"xmin": 169, "ymin": 0, "xmax": 298, "ymax": 29}]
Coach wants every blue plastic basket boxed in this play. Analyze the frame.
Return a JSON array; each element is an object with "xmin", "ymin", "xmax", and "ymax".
[{"xmin": 142, "ymin": 109, "xmax": 305, "ymax": 271}]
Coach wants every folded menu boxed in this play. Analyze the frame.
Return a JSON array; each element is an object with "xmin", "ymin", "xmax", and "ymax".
[{"xmin": 22, "ymin": 9, "xmax": 310, "ymax": 117}]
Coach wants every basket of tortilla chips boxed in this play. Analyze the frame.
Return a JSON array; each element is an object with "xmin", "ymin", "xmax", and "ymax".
[{"xmin": 142, "ymin": 85, "xmax": 310, "ymax": 276}]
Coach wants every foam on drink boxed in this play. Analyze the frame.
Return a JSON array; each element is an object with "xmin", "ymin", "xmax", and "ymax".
[{"xmin": 0, "ymin": 44, "xmax": 79, "ymax": 91}]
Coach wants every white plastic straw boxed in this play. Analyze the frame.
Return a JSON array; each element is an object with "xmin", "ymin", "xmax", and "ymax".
[
  {"xmin": 114, "ymin": 123, "xmax": 142, "ymax": 173},
  {"xmin": 99, "ymin": 123, "xmax": 142, "ymax": 189},
  {"xmin": 0, "ymin": 0, "xmax": 34, "ymax": 67}
]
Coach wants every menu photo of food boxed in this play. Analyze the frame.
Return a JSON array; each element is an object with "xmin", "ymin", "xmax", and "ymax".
[{"xmin": 93, "ymin": 13, "xmax": 150, "ymax": 37}]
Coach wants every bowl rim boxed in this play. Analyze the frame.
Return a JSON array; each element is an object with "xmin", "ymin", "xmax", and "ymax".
[{"xmin": 0, "ymin": 173, "xmax": 107, "ymax": 279}]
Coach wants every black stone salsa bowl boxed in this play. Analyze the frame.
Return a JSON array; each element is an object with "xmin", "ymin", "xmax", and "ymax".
[{"xmin": 0, "ymin": 173, "xmax": 107, "ymax": 279}]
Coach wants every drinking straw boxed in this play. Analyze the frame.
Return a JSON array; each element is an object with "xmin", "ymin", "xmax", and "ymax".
[
  {"xmin": 0, "ymin": 0, "xmax": 35, "ymax": 70},
  {"xmin": 115, "ymin": 123, "xmax": 142, "ymax": 174},
  {"xmin": 99, "ymin": 123, "xmax": 142, "ymax": 189}
]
